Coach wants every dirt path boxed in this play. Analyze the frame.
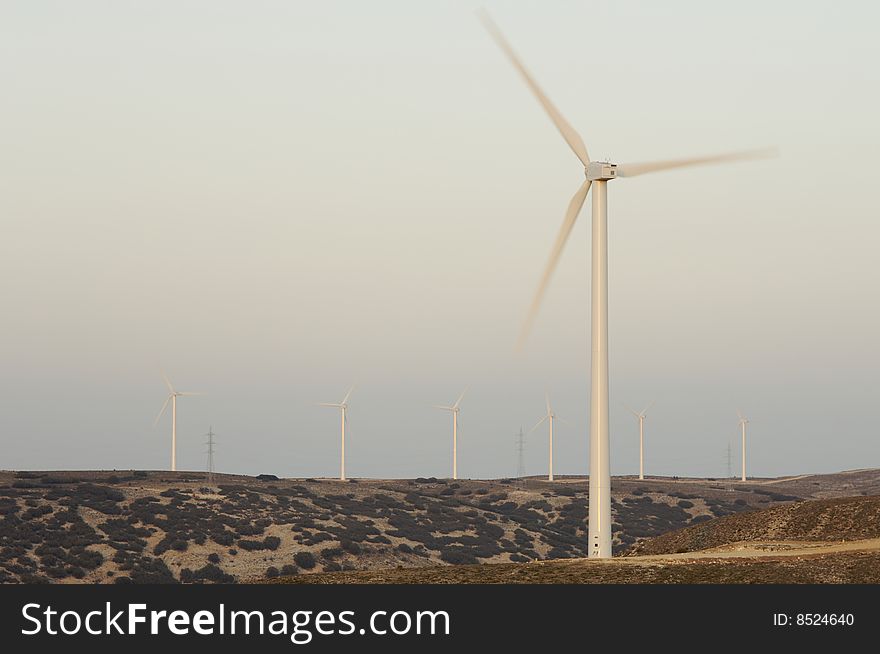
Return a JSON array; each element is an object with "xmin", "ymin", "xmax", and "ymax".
[{"xmin": 625, "ymin": 537, "xmax": 880, "ymax": 563}]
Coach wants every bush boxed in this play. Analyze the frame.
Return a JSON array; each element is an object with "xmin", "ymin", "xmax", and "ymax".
[
  {"xmin": 677, "ymin": 500, "xmax": 694, "ymax": 509},
  {"xmin": 294, "ymin": 551, "xmax": 316, "ymax": 570},
  {"xmin": 440, "ymin": 546, "xmax": 478, "ymax": 565},
  {"xmin": 189, "ymin": 563, "xmax": 234, "ymax": 584},
  {"xmin": 280, "ymin": 564, "xmax": 298, "ymax": 576},
  {"xmin": 397, "ymin": 543, "xmax": 413, "ymax": 554},
  {"xmin": 341, "ymin": 539, "xmax": 361, "ymax": 555},
  {"xmin": 323, "ymin": 562, "xmax": 342, "ymax": 572},
  {"xmin": 321, "ymin": 547, "xmax": 343, "ymax": 560},
  {"xmin": 265, "ymin": 566, "xmax": 279, "ymax": 578},
  {"xmin": 238, "ymin": 535, "xmax": 281, "ymax": 552},
  {"xmin": 208, "ymin": 553, "xmax": 220, "ymax": 564}
]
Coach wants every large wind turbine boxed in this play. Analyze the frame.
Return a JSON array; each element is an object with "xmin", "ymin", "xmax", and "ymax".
[
  {"xmin": 153, "ymin": 372, "xmax": 204, "ymax": 472},
  {"xmin": 480, "ymin": 11, "xmax": 773, "ymax": 558},
  {"xmin": 434, "ymin": 389, "xmax": 466, "ymax": 480},
  {"xmin": 738, "ymin": 411, "xmax": 749, "ymax": 482},
  {"xmin": 529, "ymin": 394, "xmax": 558, "ymax": 481},
  {"xmin": 319, "ymin": 386, "xmax": 354, "ymax": 481},
  {"xmin": 628, "ymin": 401, "xmax": 654, "ymax": 481}
]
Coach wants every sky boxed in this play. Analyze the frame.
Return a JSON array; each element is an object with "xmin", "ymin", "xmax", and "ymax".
[{"xmin": 1, "ymin": 1, "xmax": 878, "ymax": 480}]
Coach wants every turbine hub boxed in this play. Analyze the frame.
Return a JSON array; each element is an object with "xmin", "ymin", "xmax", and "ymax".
[{"xmin": 586, "ymin": 161, "xmax": 618, "ymax": 181}]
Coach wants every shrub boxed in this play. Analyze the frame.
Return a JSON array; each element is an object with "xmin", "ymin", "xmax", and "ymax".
[
  {"xmin": 341, "ymin": 539, "xmax": 361, "ymax": 555},
  {"xmin": 280, "ymin": 564, "xmax": 298, "ymax": 576},
  {"xmin": 321, "ymin": 547, "xmax": 343, "ymax": 560},
  {"xmin": 323, "ymin": 562, "xmax": 342, "ymax": 572},
  {"xmin": 189, "ymin": 563, "xmax": 234, "ymax": 584},
  {"xmin": 440, "ymin": 546, "xmax": 478, "ymax": 565},
  {"xmin": 211, "ymin": 531, "xmax": 234, "ymax": 546},
  {"xmin": 208, "ymin": 553, "xmax": 220, "ymax": 564},
  {"xmin": 677, "ymin": 500, "xmax": 694, "ymax": 509},
  {"xmin": 239, "ymin": 536, "xmax": 281, "ymax": 552},
  {"xmin": 294, "ymin": 551, "xmax": 316, "ymax": 570},
  {"xmin": 265, "ymin": 566, "xmax": 279, "ymax": 579},
  {"xmin": 397, "ymin": 543, "xmax": 413, "ymax": 554}
]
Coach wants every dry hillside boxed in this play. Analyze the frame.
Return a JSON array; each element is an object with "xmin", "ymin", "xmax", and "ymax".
[{"xmin": 1, "ymin": 469, "xmax": 877, "ymax": 583}]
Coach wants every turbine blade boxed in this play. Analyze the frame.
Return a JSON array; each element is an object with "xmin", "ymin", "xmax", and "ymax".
[
  {"xmin": 160, "ymin": 369, "xmax": 174, "ymax": 393},
  {"xmin": 453, "ymin": 388, "xmax": 467, "ymax": 410},
  {"xmin": 641, "ymin": 400, "xmax": 655, "ymax": 416},
  {"xmin": 341, "ymin": 385, "xmax": 355, "ymax": 406},
  {"xmin": 478, "ymin": 9, "xmax": 590, "ymax": 166},
  {"xmin": 528, "ymin": 415, "xmax": 548, "ymax": 434},
  {"xmin": 616, "ymin": 147, "xmax": 776, "ymax": 178},
  {"xmin": 517, "ymin": 178, "xmax": 591, "ymax": 348},
  {"xmin": 545, "ymin": 392, "xmax": 552, "ymax": 416},
  {"xmin": 432, "ymin": 405, "xmax": 454, "ymax": 411},
  {"xmin": 318, "ymin": 403, "xmax": 343, "ymax": 408},
  {"xmin": 626, "ymin": 406, "xmax": 641, "ymax": 419},
  {"xmin": 153, "ymin": 396, "xmax": 171, "ymax": 427},
  {"xmin": 177, "ymin": 391, "xmax": 205, "ymax": 396}
]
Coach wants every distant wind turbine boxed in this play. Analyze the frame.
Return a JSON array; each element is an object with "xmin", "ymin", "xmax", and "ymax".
[
  {"xmin": 738, "ymin": 411, "xmax": 749, "ymax": 481},
  {"xmin": 479, "ymin": 10, "xmax": 774, "ymax": 558},
  {"xmin": 627, "ymin": 401, "xmax": 654, "ymax": 480},
  {"xmin": 319, "ymin": 386, "xmax": 355, "ymax": 481},
  {"xmin": 153, "ymin": 371, "xmax": 204, "ymax": 472},
  {"xmin": 529, "ymin": 394, "xmax": 560, "ymax": 481},
  {"xmin": 434, "ymin": 389, "xmax": 466, "ymax": 480}
]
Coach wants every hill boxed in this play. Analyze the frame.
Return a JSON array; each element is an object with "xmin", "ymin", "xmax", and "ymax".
[
  {"xmin": 269, "ymin": 494, "xmax": 880, "ymax": 584},
  {"xmin": 626, "ymin": 495, "xmax": 880, "ymax": 556},
  {"xmin": 1, "ymin": 469, "xmax": 878, "ymax": 583}
]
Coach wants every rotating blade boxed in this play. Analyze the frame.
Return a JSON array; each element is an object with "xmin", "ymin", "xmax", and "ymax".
[
  {"xmin": 478, "ymin": 9, "xmax": 590, "ymax": 166},
  {"xmin": 517, "ymin": 178, "xmax": 591, "ymax": 349},
  {"xmin": 616, "ymin": 147, "xmax": 776, "ymax": 178},
  {"xmin": 153, "ymin": 396, "xmax": 171, "ymax": 427}
]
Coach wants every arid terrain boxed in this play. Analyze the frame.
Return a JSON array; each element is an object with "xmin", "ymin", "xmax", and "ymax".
[
  {"xmin": 1, "ymin": 468, "xmax": 878, "ymax": 583},
  {"xmin": 272, "ymin": 493, "xmax": 880, "ymax": 584}
]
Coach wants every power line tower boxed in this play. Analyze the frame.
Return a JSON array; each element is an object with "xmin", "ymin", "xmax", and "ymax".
[
  {"xmin": 726, "ymin": 441, "xmax": 733, "ymax": 479},
  {"xmin": 515, "ymin": 427, "xmax": 526, "ymax": 478},
  {"xmin": 205, "ymin": 426, "xmax": 216, "ymax": 485}
]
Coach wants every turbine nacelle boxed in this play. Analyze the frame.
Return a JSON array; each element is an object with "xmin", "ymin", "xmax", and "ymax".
[{"xmin": 585, "ymin": 162, "xmax": 618, "ymax": 181}]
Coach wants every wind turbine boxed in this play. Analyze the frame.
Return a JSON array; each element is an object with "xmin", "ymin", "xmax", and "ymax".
[
  {"xmin": 319, "ymin": 386, "xmax": 354, "ymax": 481},
  {"xmin": 628, "ymin": 401, "xmax": 654, "ymax": 481},
  {"xmin": 434, "ymin": 389, "xmax": 466, "ymax": 480},
  {"xmin": 737, "ymin": 410, "xmax": 749, "ymax": 482},
  {"xmin": 529, "ymin": 394, "xmax": 559, "ymax": 481},
  {"xmin": 479, "ymin": 11, "xmax": 774, "ymax": 558},
  {"xmin": 153, "ymin": 372, "xmax": 204, "ymax": 472}
]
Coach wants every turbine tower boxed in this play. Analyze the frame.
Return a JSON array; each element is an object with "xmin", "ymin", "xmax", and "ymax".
[
  {"xmin": 319, "ymin": 386, "xmax": 354, "ymax": 481},
  {"xmin": 628, "ymin": 401, "xmax": 654, "ymax": 481},
  {"xmin": 153, "ymin": 371, "xmax": 204, "ymax": 472},
  {"xmin": 529, "ymin": 394, "xmax": 558, "ymax": 481},
  {"xmin": 480, "ymin": 11, "xmax": 773, "ymax": 558},
  {"xmin": 738, "ymin": 411, "xmax": 749, "ymax": 482},
  {"xmin": 434, "ymin": 389, "xmax": 466, "ymax": 480}
]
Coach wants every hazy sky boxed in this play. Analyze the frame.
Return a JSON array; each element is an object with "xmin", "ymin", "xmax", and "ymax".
[{"xmin": 2, "ymin": 1, "xmax": 878, "ymax": 479}]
